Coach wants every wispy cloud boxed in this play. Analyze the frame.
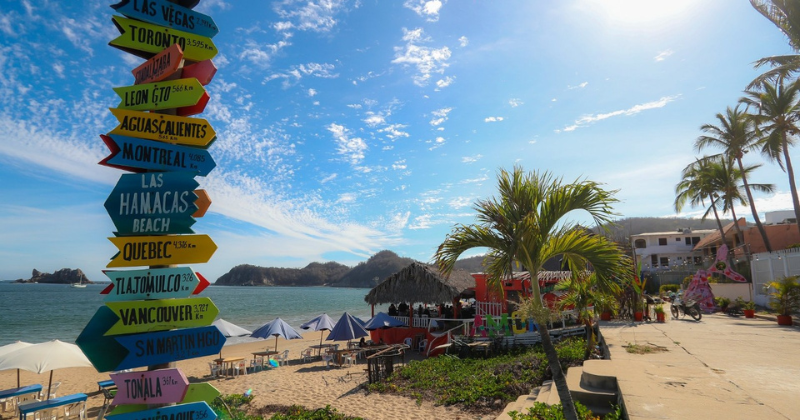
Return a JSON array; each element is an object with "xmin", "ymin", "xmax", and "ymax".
[
  {"xmin": 655, "ymin": 49, "xmax": 674, "ymax": 62},
  {"xmin": 379, "ymin": 124, "xmax": 410, "ymax": 139},
  {"xmin": 509, "ymin": 98, "xmax": 523, "ymax": 107},
  {"xmin": 308, "ymin": 88, "xmax": 317, "ymax": 96},
  {"xmin": 392, "ymin": 27, "xmax": 452, "ymax": 87},
  {"xmin": 264, "ymin": 62, "xmax": 338, "ymax": 86},
  {"xmin": 458, "ymin": 36, "xmax": 468, "ymax": 47},
  {"xmin": 462, "ymin": 154, "xmax": 483, "ymax": 163},
  {"xmin": 556, "ymin": 95, "xmax": 680, "ymax": 133},
  {"xmin": 404, "ymin": 0, "xmax": 445, "ymax": 22},
  {"xmin": 328, "ymin": 123, "xmax": 367, "ymax": 165},
  {"xmin": 484, "ymin": 116, "xmax": 504, "ymax": 122},
  {"xmin": 567, "ymin": 82, "xmax": 588, "ymax": 90},
  {"xmin": 274, "ymin": 0, "xmax": 348, "ymax": 32},
  {"xmin": 239, "ymin": 38, "xmax": 292, "ymax": 67},
  {"xmin": 430, "ymin": 107, "xmax": 452, "ymax": 126},
  {"xmin": 435, "ymin": 76, "xmax": 455, "ymax": 90}
]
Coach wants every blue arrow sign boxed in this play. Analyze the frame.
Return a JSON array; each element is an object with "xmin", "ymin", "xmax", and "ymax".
[
  {"xmin": 106, "ymin": 401, "xmax": 216, "ymax": 420},
  {"xmin": 112, "ymin": 0, "xmax": 219, "ymax": 38},
  {"xmin": 100, "ymin": 134, "xmax": 216, "ymax": 176},
  {"xmin": 76, "ymin": 305, "xmax": 226, "ymax": 372},
  {"xmin": 104, "ymin": 172, "xmax": 198, "ymax": 236}
]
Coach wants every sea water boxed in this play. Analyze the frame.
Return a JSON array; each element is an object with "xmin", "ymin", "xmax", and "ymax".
[{"xmin": 0, "ymin": 283, "xmax": 387, "ymax": 346}]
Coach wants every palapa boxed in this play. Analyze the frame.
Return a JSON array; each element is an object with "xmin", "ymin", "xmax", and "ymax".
[{"xmin": 364, "ymin": 262, "xmax": 475, "ymax": 305}]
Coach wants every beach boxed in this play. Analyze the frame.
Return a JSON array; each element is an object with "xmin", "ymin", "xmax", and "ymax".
[{"xmin": 0, "ymin": 332, "xmax": 489, "ymax": 420}]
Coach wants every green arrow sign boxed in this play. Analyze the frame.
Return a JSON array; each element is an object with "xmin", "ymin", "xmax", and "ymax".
[
  {"xmin": 110, "ymin": 15, "xmax": 217, "ymax": 61},
  {"xmin": 114, "ymin": 78, "xmax": 206, "ymax": 111},
  {"xmin": 105, "ymin": 297, "xmax": 218, "ymax": 336}
]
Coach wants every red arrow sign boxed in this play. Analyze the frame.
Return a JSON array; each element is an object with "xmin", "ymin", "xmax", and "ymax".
[
  {"xmin": 132, "ymin": 44, "xmax": 183, "ymax": 85},
  {"xmin": 111, "ymin": 368, "xmax": 189, "ymax": 405},
  {"xmin": 176, "ymin": 91, "xmax": 210, "ymax": 117},
  {"xmin": 182, "ymin": 60, "xmax": 216, "ymax": 86},
  {"xmin": 194, "ymin": 272, "xmax": 210, "ymax": 294}
]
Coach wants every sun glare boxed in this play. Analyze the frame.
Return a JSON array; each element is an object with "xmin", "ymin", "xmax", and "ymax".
[{"xmin": 584, "ymin": 0, "xmax": 695, "ymax": 24}]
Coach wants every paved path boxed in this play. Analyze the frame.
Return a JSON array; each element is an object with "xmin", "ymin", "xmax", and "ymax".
[{"xmin": 600, "ymin": 313, "xmax": 800, "ymax": 420}]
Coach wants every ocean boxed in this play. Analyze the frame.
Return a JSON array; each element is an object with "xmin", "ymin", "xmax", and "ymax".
[{"xmin": 0, "ymin": 283, "xmax": 388, "ymax": 347}]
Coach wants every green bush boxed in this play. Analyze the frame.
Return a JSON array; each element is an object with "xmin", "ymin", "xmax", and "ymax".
[
  {"xmin": 509, "ymin": 401, "xmax": 622, "ymax": 420},
  {"xmin": 265, "ymin": 405, "xmax": 365, "ymax": 420},
  {"xmin": 714, "ymin": 297, "xmax": 730, "ymax": 309},
  {"xmin": 659, "ymin": 284, "xmax": 680, "ymax": 295},
  {"xmin": 211, "ymin": 394, "xmax": 258, "ymax": 420}
]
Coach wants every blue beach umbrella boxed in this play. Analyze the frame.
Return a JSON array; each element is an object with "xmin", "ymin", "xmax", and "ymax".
[
  {"xmin": 251, "ymin": 317, "xmax": 303, "ymax": 351},
  {"xmin": 364, "ymin": 312, "xmax": 408, "ymax": 330},
  {"xmin": 326, "ymin": 312, "xmax": 369, "ymax": 342},
  {"xmin": 300, "ymin": 313, "xmax": 336, "ymax": 348},
  {"xmin": 212, "ymin": 318, "xmax": 251, "ymax": 358}
]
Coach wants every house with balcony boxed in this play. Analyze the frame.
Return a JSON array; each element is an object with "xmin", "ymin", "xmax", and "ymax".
[{"xmin": 631, "ymin": 228, "xmax": 716, "ymax": 272}]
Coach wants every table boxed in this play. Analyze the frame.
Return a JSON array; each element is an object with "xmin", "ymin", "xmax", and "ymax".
[
  {"xmin": 251, "ymin": 351, "xmax": 278, "ymax": 370},
  {"xmin": 310, "ymin": 344, "xmax": 335, "ymax": 357},
  {"xmin": 213, "ymin": 357, "xmax": 245, "ymax": 378},
  {"xmin": 0, "ymin": 385, "xmax": 42, "ymax": 413},
  {"xmin": 18, "ymin": 393, "xmax": 86, "ymax": 420}
]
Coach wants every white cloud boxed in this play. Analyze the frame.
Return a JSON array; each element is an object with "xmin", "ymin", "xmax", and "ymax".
[
  {"xmin": 430, "ymin": 107, "xmax": 452, "ymax": 126},
  {"xmin": 337, "ymin": 192, "xmax": 357, "ymax": 204},
  {"xmin": 427, "ymin": 136, "xmax": 446, "ymax": 150},
  {"xmin": 558, "ymin": 95, "xmax": 680, "ymax": 132},
  {"xmin": 509, "ymin": 98, "xmax": 523, "ymax": 107},
  {"xmin": 392, "ymin": 27, "xmax": 452, "ymax": 87},
  {"xmin": 408, "ymin": 214, "xmax": 432, "ymax": 230},
  {"xmin": 274, "ymin": 21, "xmax": 294, "ymax": 32},
  {"xmin": 264, "ymin": 62, "xmax": 338, "ymax": 86},
  {"xmin": 379, "ymin": 124, "xmax": 410, "ymax": 139},
  {"xmin": 462, "ymin": 154, "xmax": 482, "ymax": 163},
  {"xmin": 392, "ymin": 159, "xmax": 407, "ymax": 170},
  {"xmin": 308, "ymin": 88, "xmax": 317, "ymax": 96},
  {"xmin": 458, "ymin": 36, "xmax": 468, "ymax": 47},
  {"xmin": 655, "ymin": 49, "xmax": 674, "ymax": 62},
  {"xmin": 435, "ymin": 76, "xmax": 455, "ymax": 90},
  {"xmin": 328, "ymin": 123, "xmax": 367, "ymax": 165},
  {"xmin": 52, "ymin": 62, "xmax": 64, "ymax": 78},
  {"xmin": 274, "ymin": 0, "xmax": 348, "ymax": 33},
  {"xmin": 484, "ymin": 116, "xmax": 504, "ymax": 122},
  {"xmin": 449, "ymin": 196, "xmax": 473, "ymax": 209},
  {"xmin": 567, "ymin": 82, "xmax": 588, "ymax": 90},
  {"xmin": 240, "ymin": 39, "xmax": 292, "ymax": 67},
  {"xmin": 404, "ymin": 0, "xmax": 444, "ymax": 22},
  {"xmin": 320, "ymin": 173, "xmax": 337, "ymax": 184},
  {"xmin": 363, "ymin": 112, "xmax": 385, "ymax": 127},
  {"xmin": 346, "ymin": 104, "xmax": 362, "ymax": 109}
]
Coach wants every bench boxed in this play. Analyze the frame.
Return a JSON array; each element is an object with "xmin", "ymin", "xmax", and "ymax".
[{"xmin": 97, "ymin": 380, "xmax": 114, "ymax": 392}]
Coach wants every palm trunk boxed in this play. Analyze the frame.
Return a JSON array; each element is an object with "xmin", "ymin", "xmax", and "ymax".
[
  {"xmin": 781, "ymin": 134, "xmax": 800, "ymax": 237},
  {"xmin": 539, "ymin": 322, "xmax": 579, "ymax": 420},
  {"xmin": 737, "ymin": 157, "xmax": 772, "ymax": 252},
  {"xmin": 709, "ymin": 195, "xmax": 736, "ymax": 268}
]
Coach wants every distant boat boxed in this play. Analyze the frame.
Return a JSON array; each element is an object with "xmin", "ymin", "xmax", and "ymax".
[{"xmin": 71, "ymin": 278, "xmax": 87, "ymax": 288}]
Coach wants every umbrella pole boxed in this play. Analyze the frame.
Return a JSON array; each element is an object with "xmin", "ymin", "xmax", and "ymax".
[
  {"xmin": 17, "ymin": 369, "xmax": 20, "ymax": 388},
  {"xmin": 275, "ymin": 336, "xmax": 278, "ymax": 352},
  {"xmin": 47, "ymin": 371, "xmax": 53, "ymax": 401}
]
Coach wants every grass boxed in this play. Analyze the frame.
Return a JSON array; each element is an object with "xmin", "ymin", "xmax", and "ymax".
[
  {"xmin": 212, "ymin": 395, "xmax": 365, "ymax": 420},
  {"xmin": 623, "ymin": 342, "xmax": 668, "ymax": 354}
]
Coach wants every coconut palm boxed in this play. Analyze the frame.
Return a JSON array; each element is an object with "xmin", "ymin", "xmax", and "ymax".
[
  {"xmin": 741, "ymin": 79, "xmax": 800, "ymax": 235},
  {"xmin": 714, "ymin": 159, "xmax": 775, "ymax": 247},
  {"xmin": 748, "ymin": 0, "xmax": 800, "ymax": 88},
  {"xmin": 696, "ymin": 105, "xmax": 774, "ymax": 251},
  {"xmin": 434, "ymin": 167, "xmax": 630, "ymax": 420},
  {"xmin": 556, "ymin": 273, "xmax": 615, "ymax": 356}
]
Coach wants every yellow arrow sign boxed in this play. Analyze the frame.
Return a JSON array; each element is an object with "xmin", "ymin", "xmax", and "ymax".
[
  {"xmin": 107, "ymin": 234, "xmax": 217, "ymax": 268},
  {"xmin": 109, "ymin": 109, "xmax": 216, "ymax": 147},
  {"xmin": 110, "ymin": 15, "xmax": 218, "ymax": 62},
  {"xmin": 105, "ymin": 297, "xmax": 218, "ymax": 336}
]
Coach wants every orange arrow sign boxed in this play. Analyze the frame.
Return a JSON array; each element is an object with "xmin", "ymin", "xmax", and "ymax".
[
  {"xmin": 193, "ymin": 189, "xmax": 211, "ymax": 218},
  {"xmin": 132, "ymin": 44, "xmax": 183, "ymax": 85}
]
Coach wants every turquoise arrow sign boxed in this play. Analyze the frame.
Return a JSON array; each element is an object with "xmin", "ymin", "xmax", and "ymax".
[
  {"xmin": 101, "ymin": 267, "xmax": 207, "ymax": 302},
  {"xmin": 99, "ymin": 134, "xmax": 216, "ymax": 176},
  {"xmin": 107, "ymin": 402, "xmax": 217, "ymax": 420},
  {"xmin": 104, "ymin": 172, "xmax": 198, "ymax": 236},
  {"xmin": 111, "ymin": 0, "xmax": 219, "ymax": 38},
  {"xmin": 76, "ymin": 306, "xmax": 225, "ymax": 372}
]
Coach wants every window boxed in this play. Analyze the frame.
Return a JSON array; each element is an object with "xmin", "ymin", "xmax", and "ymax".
[
  {"xmin": 660, "ymin": 257, "xmax": 669, "ymax": 266},
  {"xmin": 685, "ymin": 237, "xmax": 691, "ymax": 245},
  {"xmin": 651, "ymin": 255, "xmax": 658, "ymax": 265},
  {"xmin": 634, "ymin": 239, "xmax": 646, "ymax": 248},
  {"xmin": 692, "ymin": 237, "xmax": 700, "ymax": 244},
  {"xmin": 658, "ymin": 238, "xmax": 667, "ymax": 246},
  {"xmin": 676, "ymin": 238, "xmax": 681, "ymax": 242}
]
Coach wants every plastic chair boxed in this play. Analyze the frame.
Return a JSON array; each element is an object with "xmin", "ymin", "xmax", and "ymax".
[
  {"xmin": 275, "ymin": 350, "xmax": 290, "ymax": 366},
  {"xmin": 343, "ymin": 352, "xmax": 357, "ymax": 367},
  {"xmin": 233, "ymin": 360, "xmax": 248, "ymax": 376},
  {"xmin": 63, "ymin": 401, "xmax": 85, "ymax": 420},
  {"xmin": 301, "ymin": 348, "xmax": 314, "ymax": 363},
  {"xmin": 321, "ymin": 351, "xmax": 334, "ymax": 368},
  {"xmin": 40, "ymin": 382, "xmax": 60, "ymax": 400},
  {"xmin": 250, "ymin": 357, "xmax": 264, "ymax": 372},
  {"xmin": 403, "ymin": 337, "xmax": 412, "ymax": 349},
  {"xmin": 208, "ymin": 362, "xmax": 221, "ymax": 377},
  {"xmin": 418, "ymin": 339, "xmax": 428, "ymax": 353}
]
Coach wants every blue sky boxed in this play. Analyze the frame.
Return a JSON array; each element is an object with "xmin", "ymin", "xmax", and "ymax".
[{"xmin": 0, "ymin": 0, "xmax": 797, "ymax": 282}]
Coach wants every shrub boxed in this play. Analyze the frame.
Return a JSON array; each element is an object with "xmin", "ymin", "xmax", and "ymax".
[
  {"xmin": 509, "ymin": 401, "xmax": 622, "ymax": 420},
  {"xmin": 714, "ymin": 297, "xmax": 730, "ymax": 310},
  {"xmin": 659, "ymin": 284, "xmax": 680, "ymax": 295}
]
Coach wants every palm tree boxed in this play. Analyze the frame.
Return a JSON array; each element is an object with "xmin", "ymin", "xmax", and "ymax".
[
  {"xmin": 556, "ymin": 273, "xmax": 615, "ymax": 356},
  {"xmin": 696, "ymin": 105, "xmax": 774, "ymax": 251},
  {"xmin": 742, "ymin": 79, "xmax": 800, "ymax": 236},
  {"xmin": 748, "ymin": 0, "xmax": 800, "ymax": 88},
  {"xmin": 434, "ymin": 167, "xmax": 630, "ymax": 420}
]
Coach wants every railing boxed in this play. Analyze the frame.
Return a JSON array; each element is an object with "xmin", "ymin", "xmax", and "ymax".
[{"xmin": 475, "ymin": 301, "xmax": 502, "ymax": 317}]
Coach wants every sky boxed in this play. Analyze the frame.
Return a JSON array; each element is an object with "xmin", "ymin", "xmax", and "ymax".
[{"xmin": 0, "ymin": 0, "xmax": 798, "ymax": 283}]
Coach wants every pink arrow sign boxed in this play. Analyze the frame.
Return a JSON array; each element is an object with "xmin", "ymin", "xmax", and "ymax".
[
  {"xmin": 182, "ymin": 60, "xmax": 217, "ymax": 86},
  {"xmin": 176, "ymin": 91, "xmax": 210, "ymax": 117},
  {"xmin": 111, "ymin": 368, "xmax": 189, "ymax": 405}
]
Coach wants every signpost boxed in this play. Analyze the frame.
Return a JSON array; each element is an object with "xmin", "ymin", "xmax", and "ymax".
[
  {"xmin": 108, "ymin": 384, "xmax": 220, "ymax": 415},
  {"xmin": 99, "ymin": 134, "xmax": 216, "ymax": 176},
  {"xmin": 192, "ymin": 189, "xmax": 211, "ymax": 217},
  {"xmin": 114, "ymin": 78, "xmax": 206, "ymax": 112},
  {"xmin": 109, "ymin": 108, "xmax": 216, "ymax": 147},
  {"xmin": 131, "ymin": 44, "xmax": 183, "ymax": 85},
  {"xmin": 101, "ymin": 267, "xmax": 207, "ymax": 301},
  {"xmin": 111, "ymin": 0, "xmax": 219, "ymax": 38},
  {"xmin": 107, "ymin": 401, "xmax": 216, "ymax": 420},
  {"xmin": 175, "ymin": 91, "xmax": 209, "ymax": 116},
  {"xmin": 104, "ymin": 172, "xmax": 199, "ymax": 236},
  {"xmin": 107, "ymin": 234, "xmax": 217, "ymax": 267},
  {"xmin": 182, "ymin": 60, "xmax": 216, "ymax": 85},
  {"xmin": 105, "ymin": 297, "xmax": 218, "ymax": 335},
  {"xmin": 110, "ymin": 15, "xmax": 218, "ymax": 61},
  {"xmin": 111, "ymin": 368, "xmax": 189, "ymax": 405}
]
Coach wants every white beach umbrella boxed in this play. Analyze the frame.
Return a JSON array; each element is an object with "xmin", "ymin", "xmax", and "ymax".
[
  {"xmin": 212, "ymin": 318, "xmax": 252, "ymax": 358},
  {"xmin": 0, "ymin": 341, "xmax": 33, "ymax": 387},
  {"xmin": 0, "ymin": 340, "xmax": 92, "ymax": 399}
]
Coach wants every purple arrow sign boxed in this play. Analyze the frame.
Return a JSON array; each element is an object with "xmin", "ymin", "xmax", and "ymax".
[{"xmin": 112, "ymin": 368, "xmax": 189, "ymax": 405}]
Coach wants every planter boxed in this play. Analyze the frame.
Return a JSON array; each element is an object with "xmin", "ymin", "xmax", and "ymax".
[
  {"xmin": 600, "ymin": 311, "xmax": 612, "ymax": 321},
  {"xmin": 743, "ymin": 309, "xmax": 755, "ymax": 318},
  {"xmin": 777, "ymin": 315, "xmax": 793, "ymax": 326},
  {"xmin": 656, "ymin": 312, "xmax": 665, "ymax": 323},
  {"xmin": 634, "ymin": 311, "xmax": 643, "ymax": 322}
]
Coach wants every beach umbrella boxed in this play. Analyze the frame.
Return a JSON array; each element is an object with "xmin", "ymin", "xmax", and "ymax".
[
  {"xmin": 250, "ymin": 317, "xmax": 302, "ymax": 351},
  {"xmin": 364, "ymin": 312, "xmax": 408, "ymax": 330},
  {"xmin": 0, "ymin": 340, "xmax": 92, "ymax": 400},
  {"xmin": 0, "ymin": 341, "xmax": 33, "ymax": 387},
  {"xmin": 300, "ymin": 313, "xmax": 336, "ymax": 349},
  {"xmin": 212, "ymin": 319, "xmax": 252, "ymax": 358},
  {"xmin": 326, "ymin": 312, "xmax": 369, "ymax": 342}
]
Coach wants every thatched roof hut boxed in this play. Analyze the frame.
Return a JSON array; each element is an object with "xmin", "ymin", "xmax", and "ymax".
[{"xmin": 364, "ymin": 262, "xmax": 475, "ymax": 305}]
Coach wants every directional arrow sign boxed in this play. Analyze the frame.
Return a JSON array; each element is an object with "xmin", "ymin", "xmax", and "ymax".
[
  {"xmin": 176, "ymin": 91, "xmax": 209, "ymax": 117},
  {"xmin": 108, "ymin": 384, "xmax": 220, "ymax": 415},
  {"xmin": 77, "ymin": 306, "xmax": 224, "ymax": 372},
  {"xmin": 193, "ymin": 189, "xmax": 211, "ymax": 217},
  {"xmin": 105, "ymin": 172, "xmax": 198, "ymax": 236},
  {"xmin": 182, "ymin": 60, "xmax": 216, "ymax": 85},
  {"xmin": 111, "ymin": 368, "xmax": 189, "ymax": 405},
  {"xmin": 110, "ymin": 15, "xmax": 218, "ymax": 62},
  {"xmin": 102, "ymin": 267, "xmax": 204, "ymax": 301},
  {"xmin": 105, "ymin": 297, "xmax": 218, "ymax": 336},
  {"xmin": 114, "ymin": 78, "xmax": 206, "ymax": 112},
  {"xmin": 112, "ymin": 0, "xmax": 219, "ymax": 38},
  {"xmin": 100, "ymin": 134, "xmax": 216, "ymax": 176},
  {"xmin": 109, "ymin": 108, "xmax": 216, "ymax": 147},
  {"xmin": 107, "ymin": 401, "xmax": 216, "ymax": 420},
  {"xmin": 107, "ymin": 234, "xmax": 217, "ymax": 267},
  {"xmin": 131, "ymin": 43, "xmax": 183, "ymax": 85}
]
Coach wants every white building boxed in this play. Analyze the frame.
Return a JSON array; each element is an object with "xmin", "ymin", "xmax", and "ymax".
[{"xmin": 631, "ymin": 228, "xmax": 717, "ymax": 272}]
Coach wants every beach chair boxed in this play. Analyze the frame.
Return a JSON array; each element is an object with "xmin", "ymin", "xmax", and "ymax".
[
  {"xmin": 321, "ymin": 350, "xmax": 334, "ymax": 368},
  {"xmin": 418, "ymin": 339, "xmax": 428, "ymax": 353},
  {"xmin": 403, "ymin": 337, "xmax": 412, "ymax": 349},
  {"xmin": 343, "ymin": 352, "xmax": 357, "ymax": 367},
  {"xmin": 63, "ymin": 401, "xmax": 85, "ymax": 420},
  {"xmin": 250, "ymin": 357, "xmax": 264, "ymax": 373},
  {"xmin": 300, "ymin": 348, "xmax": 314, "ymax": 363},
  {"xmin": 39, "ymin": 382, "xmax": 60, "ymax": 400},
  {"xmin": 233, "ymin": 360, "xmax": 248, "ymax": 376},
  {"xmin": 275, "ymin": 350, "xmax": 290, "ymax": 366},
  {"xmin": 208, "ymin": 362, "xmax": 221, "ymax": 377}
]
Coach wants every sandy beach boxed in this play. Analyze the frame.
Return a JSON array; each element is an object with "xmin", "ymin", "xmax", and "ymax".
[{"xmin": 0, "ymin": 333, "xmax": 490, "ymax": 420}]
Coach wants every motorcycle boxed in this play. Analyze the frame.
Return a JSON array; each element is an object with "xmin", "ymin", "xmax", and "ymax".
[{"xmin": 670, "ymin": 294, "xmax": 702, "ymax": 321}]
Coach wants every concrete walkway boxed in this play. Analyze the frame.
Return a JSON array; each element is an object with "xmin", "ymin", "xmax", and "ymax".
[{"xmin": 600, "ymin": 313, "xmax": 800, "ymax": 420}]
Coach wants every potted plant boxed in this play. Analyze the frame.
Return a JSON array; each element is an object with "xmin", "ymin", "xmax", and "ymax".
[
  {"xmin": 766, "ymin": 276, "xmax": 800, "ymax": 326},
  {"xmin": 742, "ymin": 300, "xmax": 756, "ymax": 318},
  {"xmin": 653, "ymin": 304, "xmax": 666, "ymax": 323}
]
